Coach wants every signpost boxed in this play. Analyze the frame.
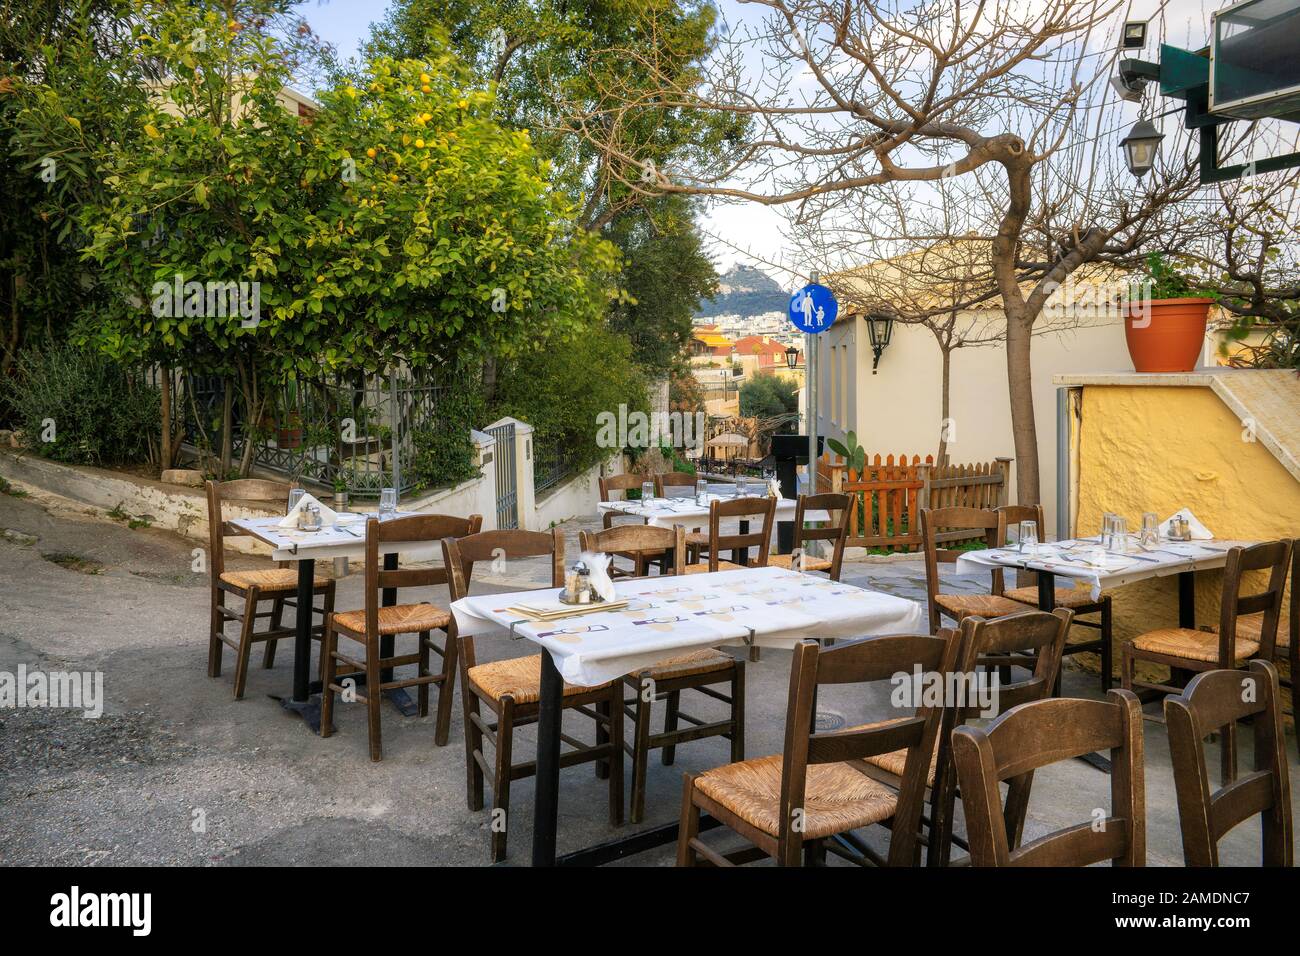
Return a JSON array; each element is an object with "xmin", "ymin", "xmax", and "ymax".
[{"xmin": 788, "ymin": 275, "xmax": 838, "ymax": 499}]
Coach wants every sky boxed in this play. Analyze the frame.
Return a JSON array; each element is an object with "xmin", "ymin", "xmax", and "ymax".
[{"xmin": 298, "ymin": 0, "xmax": 1231, "ymax": 286}]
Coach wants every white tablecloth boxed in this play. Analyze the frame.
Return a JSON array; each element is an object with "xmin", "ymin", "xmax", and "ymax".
[
  {"xmin": 956, "ymin": 538, "xmax": 1251, "ymax": 601},
  {"xmin": 229, "ymin": 512, "xmax": 436, "ymax": 562},
  {"xmin": 450, "ymin": 566, "xmax": 924, "ymax": 686},
  {"xmin": 597, "ymin": 494, "xmax": 828, "ymax": 529}
]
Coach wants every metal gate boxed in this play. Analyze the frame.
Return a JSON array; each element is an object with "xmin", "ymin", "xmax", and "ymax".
[{"xmin": 486, "ymin": 422, "xmax": 518, "ymax": 529}]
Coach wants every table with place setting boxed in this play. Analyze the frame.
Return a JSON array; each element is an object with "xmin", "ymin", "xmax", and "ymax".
[
  {"xmin": 956, "ymin": 508, "xmax": 1254, "ymax": 626},
  {"xmin": 599, "ymin": 483, "xmax": 829, "ymax": 563},
  {"xmin": 450, "ymin": 564, "xmax": 925, "ymax": 866},
  {"xmin": 229, "ymin": 493, "xmax": 429, "ymax": 729}
]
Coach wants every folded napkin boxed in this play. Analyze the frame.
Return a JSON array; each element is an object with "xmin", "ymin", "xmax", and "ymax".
[
  {"xmin": 1160, "ymin": 508, "xmax": 1213, "ymax": 541},
  {"xmin": 768, "ymin": 476, "xmax": 782, "ymax": 498},
  {"xmin": 583, "ymin": 551, "xmax": 617, "ymax": 603},
  {"xmin": 278, "ymin": 493, "xmax": 338, "ymax": 529}
]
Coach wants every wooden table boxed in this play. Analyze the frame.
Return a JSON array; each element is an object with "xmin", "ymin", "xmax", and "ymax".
[
  {"xmin": 450, "ymin": 565, "xmax": 925, "ymax": 866},
  {"xmin": 229, "ymin": 513, "xmax": 433, "ymax": 730}
]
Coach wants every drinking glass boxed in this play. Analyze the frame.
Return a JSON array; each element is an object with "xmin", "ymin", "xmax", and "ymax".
[
  {"xmin": 1140, "ymin": 512, "xmax": 1159, "ymax": 547},
  {"xmin": 1110, "ymin": 515, "xmax": 1130, "ymax": 553},
  {"xmin": 1100, "ymin": 512, "xmax": 1117, "ymax": 549},
  {"xmin": 695, "ymin": 479, "xmax": 708, "ymax": 506},
  {"xmin": 1018, "ymin": 520, "xmax": 1039, "ymax": 555},
  {"xmin": 379, "ymin": 487, "xmax": 398, "ymax": 520},
  {"xmin": 641, "ymin": 481, "xmax": 655, "ymax": 506},
  {"xmin": 288, "ymin": 488, "xmax": 306, "ymax": 515}
]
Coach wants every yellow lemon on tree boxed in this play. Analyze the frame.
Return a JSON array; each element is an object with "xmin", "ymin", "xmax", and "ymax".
[
  {"xmin": 366, "ymin": 147, "xmax": 376, "ymax": 158},
  {"xmin": 415, "ymin": 138, "xmax": 425, "ymax": 148}
]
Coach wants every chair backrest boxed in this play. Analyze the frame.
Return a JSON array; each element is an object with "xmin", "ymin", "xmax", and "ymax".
[
  {"xmin": 656, "ymin": 471, "xmax": 698, "ymax": 497},
  {"xmin": 926, "ymin": 609, "xmax": 1072, "ymax": 864},
  {"xmin": 361, "ymin": 514, "xmax": 482, "ymax": 628},
  {"xmin": 995, "ymin": 504, "xmax": 1045, "ymax": 591},
  {"xmin": 920, "ymin": 507, "xmax": 1004, "ymax": 605},
  {"xmin": 205, "ymin": 478, "xmax": 296, "ymax": 579},
  {"xmin": 599, "ymin": 473, "xmax": 643, "ymax": 502},
  {"xmin": 703, "ymin": 496, "xmax": 776, "ymax": 571},
  {"xmin": 791, "ymin": 492, "xmax": 852, "ymax": 581},
  {"xmin": 579, "ymin": 524, "xmax": 686, "ymax": 576},
  {"xmin": 777, "ymin": 632, "xmax": 961, "ymax": 866},
  {"xmin": 441, "ymin": 527, "xmax": 564, "ymax": 602},
  {"xmin": 951, "ymin": 689, "xmax": 1145, "ymax": 867},
  {"xmin": 1165, "ymin": 660, "xmax": 1292, "ymax": 866},
  {"xmin": 1216, "ymin": 541, "xmax": 1292, "ymax": 660}
]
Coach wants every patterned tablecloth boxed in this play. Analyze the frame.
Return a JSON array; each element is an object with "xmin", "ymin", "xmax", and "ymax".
[{"xmin": 450, "ymin": 566, "xmax": 924, "ymax": 686}]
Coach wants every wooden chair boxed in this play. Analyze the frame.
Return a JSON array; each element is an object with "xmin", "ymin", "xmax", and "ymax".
[
  {"xmin": 858, "ymin": 608, "xmax": 1071, "ymax": 865},
  {"xmin": 598, "ymin": 473, "xmax": 663, "ymax": 577},
  {"xmin": 655, "ymin": 471, "xmax": 698, "ymax": 498},
  {"xmin": 1123, "ymin": 539, "xmax": 1292, "ymax": 783},
  {"xmin": 1165, "ymin": 660, "xmax": 1292, "ymax": 866},
  {"xmin": 579, "ymin": 524, "xmax": 684, "ymax": 578},
  {"xmin": 997, "ymin": 504, "xmax": 1114, "ymax": 691},
  {"xmin": 1231, "ymin": 545, "xmax": 1298, "ymax": 758},
  {"xmin": 443, "ymin": 528, "xmax": 623, "ymax": 862},
  {"xmin": 581, "ymin": 523, "xmax": 744, "ymax": 824},
  {"xmin": 678, "ymin": 632, "xmax": 960, "ymax": 867},
  {"xmin": 766, "ymin": 492, "xmax": 852, "ymax": 580},
  {"xmin": 205, "ymin": 479, "xmax": 335, "ymax": 699},
  {"xmin": 320, "ymin": 513, "xmax": 481, "ymax": 761},
  {"xmin": 685, "ymin": 496, "xmax": 776, "ymax": 573},
  {"xmin": 951, "ymin": 690, "xmax": 1146, "ymax": 867},
  {"xmin": 920, "ymin": 506, "xmax": 1024, "ymax": 633}
]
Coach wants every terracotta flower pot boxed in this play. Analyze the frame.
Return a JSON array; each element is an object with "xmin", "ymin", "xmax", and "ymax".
[{"xmin": 1124, "ymin": 297, "xmax": 1213, "ymax": 373}]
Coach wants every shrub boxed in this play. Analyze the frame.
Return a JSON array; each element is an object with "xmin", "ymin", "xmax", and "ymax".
[
  {"xmin": 408, "ymin": 385, "xmax": 483, "ymax": 492},
  {"xmin": 740, "ymin": 372, "xmax": 798, "ymax": 424},
  {"xmin": 6, "ymin": 345, "xmax": 160, "ymax": 466},
  {"xmin": 492, "ymin": 325, "xmax": 649, "ymax": 472}
]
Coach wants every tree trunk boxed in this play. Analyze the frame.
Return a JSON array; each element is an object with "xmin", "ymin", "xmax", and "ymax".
[
  {"xmin": 159, "ymin": 366, "xmax": 173, "ymax": 472},
  {"xmin": 937, "ymin": 346, "xmax": 951, "ymax": 467},
  {"xmin": 990, "ymin": 155, "xmax": 1039, "ymax": 506},
  {"xmin": 220, "ymin": 378, "xmax": 233, "ymax": 477},
  {"xmin": 1004, "ymin": 308, "xmax": 1039, "ymax": 505},
  {"xmin": 482, "ymin": 354, "xmax": 498, "ymax": 403}
]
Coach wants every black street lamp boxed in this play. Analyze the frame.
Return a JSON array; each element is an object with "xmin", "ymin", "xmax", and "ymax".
[
  {"xmin": 1120, "ymin": 119, "xmax": 1164, "ymax": 178},
  {"xmin": 866, "ymin": 313, "xmax": 894, "ymax": 374},
  {"xmin": 784, "ymin": 344, "xmax": 800, "ymax": 369}
]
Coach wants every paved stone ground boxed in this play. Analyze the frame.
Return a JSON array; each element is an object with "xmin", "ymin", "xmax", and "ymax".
[{"xmin": 0, "ymin": 487, "xmax": 1293, "ymax": 866}]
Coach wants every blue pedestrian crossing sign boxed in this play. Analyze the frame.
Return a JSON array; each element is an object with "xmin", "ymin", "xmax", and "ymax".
[{"xmin": 788, "ymin": 283, "xmax": 838, "ymax": 334}]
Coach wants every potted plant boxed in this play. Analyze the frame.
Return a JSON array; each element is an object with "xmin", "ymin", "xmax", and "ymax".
[
  {"xmin": 1124, "ymin": 254, "xmax": 1217, "ymax": 373},
  {"xmin": 332, "ymin": 472, "xmax": 349, "ymax": 512}
]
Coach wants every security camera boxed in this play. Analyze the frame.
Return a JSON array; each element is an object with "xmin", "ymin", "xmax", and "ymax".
[{"xmin": 1120, "ymin": 20, "xmax": 1148, "ymax": 50}]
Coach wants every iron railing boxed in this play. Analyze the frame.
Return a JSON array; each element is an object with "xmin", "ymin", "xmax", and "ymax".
[{"xmin": 173, "ymin": 368, "xmax": 461, "ymax": 499}]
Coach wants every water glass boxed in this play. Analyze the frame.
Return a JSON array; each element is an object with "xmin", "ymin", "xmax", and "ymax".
[
  {"xmin": 1110, "ymin": 515, "xmax": 1130, "ymax": 553},
  {"xmin": 695, "ymin": 479, "xmax": 708, "ymax": 506},
  {"xmin": 1100, "ymin": 512, "xmax": 1117, "ymax": 549},
  {"xmin": 288, "ymin": 488, "xmax": 306, "ymax": 514},
  {"xmin": 1018, "ymin": 520, "xmax": 1039, "ymax": 555},
  {"xmin": 641, "ymin": 481, "xmax": 655, "ymax": 505},
  {"xmin": 1140, "ymin": 512, "xmax": 1159, "ymax": 547},
  {"xmin": 379, "ymin": 487, "xmax": 398, "ymax": 520}
]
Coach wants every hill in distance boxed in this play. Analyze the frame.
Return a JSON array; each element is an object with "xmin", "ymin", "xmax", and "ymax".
[{"xmin": 695, "ymin": 264, "xmax": 788, "ymax": 319}]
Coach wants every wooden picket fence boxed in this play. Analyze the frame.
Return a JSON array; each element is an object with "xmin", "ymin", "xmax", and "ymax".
[{"xmin": 816, "ymin": 452, "xmax": 1013, "ymax": 552}]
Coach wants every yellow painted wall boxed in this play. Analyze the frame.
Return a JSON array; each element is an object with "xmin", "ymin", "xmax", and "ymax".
[{"xmin": 1075, "ymin": 385, "xmax": 1299, "ymax": 682}]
